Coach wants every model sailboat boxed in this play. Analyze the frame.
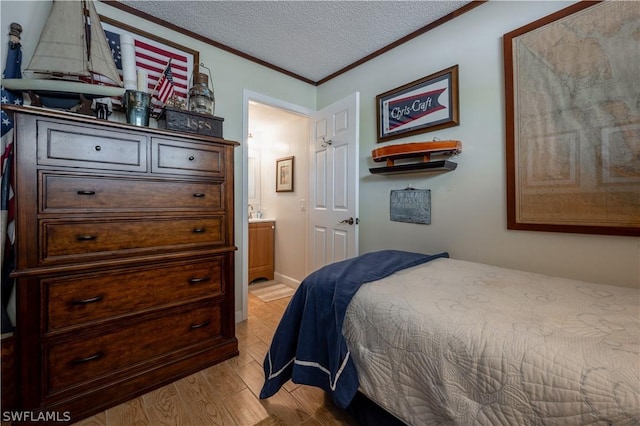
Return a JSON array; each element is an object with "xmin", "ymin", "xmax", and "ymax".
[{"xmin": 2, "ymin": 0, "xmax": 125, "ymax": 109}]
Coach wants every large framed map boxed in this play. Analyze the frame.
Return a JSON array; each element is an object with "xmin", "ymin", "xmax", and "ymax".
[{"xmin": 503, "ymin": 1, "xmax": 639, "ymax": 236}]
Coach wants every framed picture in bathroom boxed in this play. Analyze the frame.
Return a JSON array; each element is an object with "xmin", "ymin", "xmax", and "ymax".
[{"xmin": 276, "ymin": 156, "xmax": 294, "ymax": 192}]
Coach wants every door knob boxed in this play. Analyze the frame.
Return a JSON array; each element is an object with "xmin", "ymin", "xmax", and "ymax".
[{"xmin": 339, "ymin": 217, "xmax": 354, "ymax": 225}]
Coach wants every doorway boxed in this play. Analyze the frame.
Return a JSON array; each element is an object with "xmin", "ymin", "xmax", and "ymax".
[{"xmin": 240, "ymin": 91, "xmax": 313, "ymax": 321}]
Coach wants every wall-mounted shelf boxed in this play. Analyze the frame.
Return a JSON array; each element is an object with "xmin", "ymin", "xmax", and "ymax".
[
  {"xmin": 369, "ymin": 140, "xmax": 461, "ymax": 175},
  {"xmin": 369, "ymin": 160, "xmax": 457, "ymax": 174}
]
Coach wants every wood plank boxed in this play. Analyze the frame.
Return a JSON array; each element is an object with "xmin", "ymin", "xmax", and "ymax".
[
  {"xmin": 258, "ymin": 385, "xmax": 312, "ymax": 425},
  {"xmin": 245, "ymin": 340, "xmax": 271, "ymax": 364},
  {"xmin": 222, "ymin": 388, "xmax": 270, "ymax": 426},
  {"xmin": 105, "ymin": 396, "xmax": 150, "ymax": 426},
  {"xmin": 142, "ymin": 383, "xmax": 187, "ymax": 426},
  {"xmin": 245, "ymin": 318, "xmax": 277, "ymax": 345},
  {"xmin": 173, "ymin": 371, "xmax": 236, "ymax": 426},
  {"xmin": 235, "ymin": 360, "xmax": 267, "ymax": 397},
  {"xmin": 201, "ymin": 361, "xmax": 248, "ymax": 396}
]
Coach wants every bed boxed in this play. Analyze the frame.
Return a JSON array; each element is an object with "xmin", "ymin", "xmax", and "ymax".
[{"xmin": 260, "ymin": 250, "xmax": 640, "ymax": 425}]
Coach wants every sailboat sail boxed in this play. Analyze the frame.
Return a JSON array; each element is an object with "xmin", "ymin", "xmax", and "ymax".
[
  {"xmin": 26, "ymin": 0, "xmax": 123, "ymax": 86},
  {"xmin": 27, "ymin": 0, "xmax": 88, "ymax": 77},
  {"xmin": 86, "ymin": 1, "xmax": 122, "ymax": 85}
]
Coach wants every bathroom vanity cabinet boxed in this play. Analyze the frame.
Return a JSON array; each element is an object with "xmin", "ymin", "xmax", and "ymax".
[{"xmin": 248, "ymin": 220, "xmax": 275, "ymax": 283}]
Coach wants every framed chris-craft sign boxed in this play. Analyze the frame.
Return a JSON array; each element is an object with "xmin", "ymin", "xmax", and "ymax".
[
  {"xmin": 376, "ymin": 65, "xmax": 459, "ymax": 143},
  {"xmin": 504, "ymin": 1, "xmax": 639, "ymax": 236}
]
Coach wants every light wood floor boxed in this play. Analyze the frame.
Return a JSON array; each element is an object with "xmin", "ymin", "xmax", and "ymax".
[{"xmin": 72, "ymin": 293, "xmax": 358, "ymax": 426}]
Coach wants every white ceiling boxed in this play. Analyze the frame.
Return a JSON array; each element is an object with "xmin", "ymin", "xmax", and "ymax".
[{"xmin": 118, "ymin": 0, "xmax": 473, "ymax": 84}]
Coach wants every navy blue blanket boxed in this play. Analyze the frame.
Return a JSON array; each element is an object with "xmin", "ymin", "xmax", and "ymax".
[{"xmin": 259, "ymin": 250, "xmax": 448, "ymax": 408}]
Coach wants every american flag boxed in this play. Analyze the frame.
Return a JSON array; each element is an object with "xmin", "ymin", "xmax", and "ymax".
[
  {"xmin": 1, "ymin": 36, "xmax": 22, "ymax": 332},
  {"xmin": 99, "ymin": 23, "xmax": 192, "ymax": 111},
  {"xmin": 153, "ymin": 59, "xmax": 175, "ymax": 110}
]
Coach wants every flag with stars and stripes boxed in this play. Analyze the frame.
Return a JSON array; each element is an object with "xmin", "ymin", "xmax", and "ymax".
[
  {"xmin": 153, "ymin": 59, "xmax": 175, "ymax": 111},
  {"xmin": 1, "ymin": 32, "xmax": 23, "ymax": 333}
]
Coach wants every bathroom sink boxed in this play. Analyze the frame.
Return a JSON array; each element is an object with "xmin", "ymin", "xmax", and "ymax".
[{"xmin": 248, "ymin": 217, "xmax": 275, "ymax": 223}]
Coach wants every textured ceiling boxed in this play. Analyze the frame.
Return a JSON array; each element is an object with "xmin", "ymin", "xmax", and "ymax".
[{"xmin": 118, "ymin": 1, "xmax": 473, "ymax": 83}]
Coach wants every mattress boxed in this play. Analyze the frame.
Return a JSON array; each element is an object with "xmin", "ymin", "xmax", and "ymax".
[{"xmin": 343, "ymin": 258, "xmax": 640, "ymax": 425}]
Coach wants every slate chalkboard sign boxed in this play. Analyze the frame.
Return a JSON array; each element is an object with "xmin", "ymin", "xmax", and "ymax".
[{"xmin": 390, "ymin": 188, "xmax": 431, "ymax": 224}]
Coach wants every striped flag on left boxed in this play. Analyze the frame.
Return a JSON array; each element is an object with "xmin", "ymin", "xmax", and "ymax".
[{"xmin": 1, "ymin": 24, "xmax": 23, "ymax": 332}]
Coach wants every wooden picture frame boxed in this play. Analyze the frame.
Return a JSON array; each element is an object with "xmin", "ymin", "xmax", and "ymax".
[
  {"xmin": 376, "ymin": 65, "xmax": 459, "ymax": 143},
  {"xmin": 276, "ymin": 156, "xmax": 294, "ymax": 192},
  {"xmin": 99, "ymin": 16, "xmax": 199, "ymax": 110},
  {"xmin": 504, "ymin": 2, "xmax": 639, "ymax": 236}
]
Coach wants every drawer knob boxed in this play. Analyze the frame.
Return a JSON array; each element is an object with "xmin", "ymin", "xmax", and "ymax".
[
  {"xmin": 71, "ymin": 295, "xmax": 103, "ymax": 306},
  {"xmin": 94, "ymin": 145, "xmax": 102, "ymax": 151},
  {"xmin": 71, "ymin": 351, "xmax": 104, "ymax": 365},
  {"xmin": 190, "ymin": 320, "xmax": 211, "ymax": 330},
  {"xmin": 76, "ymin": 235, "xmax": 97, "ymax": 241},
  {"xmin": 189, "ymin": 276, "xmax": 211, "ymax": 285},
  {"xmin": 77, "ymin": 190, "xmax": 96, "ymax": 196},
  {"xmin": 193, "ymin": 193, "xmax": 205, "ymax": 198},
  {"xmin": 192, "ymin": 228, "xmax": 206, "ymax": 233},
  {"xmin": 188, "ymin": 155, "xmax": 195, "ymax": 161}
]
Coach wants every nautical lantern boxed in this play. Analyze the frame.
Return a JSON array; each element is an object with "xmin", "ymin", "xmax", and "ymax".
[{"xmin": 188, "ymin": 65, "xmax": 215, "ymax": 115}]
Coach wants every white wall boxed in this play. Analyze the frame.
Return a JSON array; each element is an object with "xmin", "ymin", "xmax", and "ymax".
[{"xmin": 317, "ymin": 1, "xmax": 640, "ymax": 288}]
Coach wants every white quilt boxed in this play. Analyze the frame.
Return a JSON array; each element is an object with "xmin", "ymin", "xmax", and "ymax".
[{"xmin": 343, "ymin": 258, "xmax": 640, "ymax": 425}]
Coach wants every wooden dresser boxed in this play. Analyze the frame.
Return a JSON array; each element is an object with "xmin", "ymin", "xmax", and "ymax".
[{"xmin": 6, "ymin": 105, "xmax": 239, "ymax": 422}]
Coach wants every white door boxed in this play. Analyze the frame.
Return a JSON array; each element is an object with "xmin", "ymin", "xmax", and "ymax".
[{"xmin": 308, "ymin": 92, "xmax": 360, "ymax": 273}]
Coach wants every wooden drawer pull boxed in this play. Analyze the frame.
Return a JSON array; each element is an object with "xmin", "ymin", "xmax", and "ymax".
[
  {"xmin": 70, "ymin": 295, "xmax": 103, "ymax": 306},
  {"xmin": 188, "ymin": 156, "xmax": 195, "ymax": 161},
  {"xmin": 190, "ymin": 320, "xmax": 211, "ymax": 330},
  {"xmin": 94, "ymin": 145, "xmax": 102, "ymax": 151},
  {"xmin": 189, "ymin": 276, "xmax": 211, "ymax": 285},
  {"xmin": 192, "ymin": 228, "xmax": 206, "ymax": 233},
  {"xmin": 193, "ymin": 193, "xmax": 205, "ymax": 198},
  {"xmin": 71, "ymin": 351, "xmax": 104, "ymax": 365},
  {"xmin": 76, "ymin": 235, "xmax": 97, "ymax": 241},
  {"xmin": 76, "ymin": 190, "xmax": 96, "ymax": 196}
]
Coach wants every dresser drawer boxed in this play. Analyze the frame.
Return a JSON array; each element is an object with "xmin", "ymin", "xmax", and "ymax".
[
  {"xmin": 152, "ymin": 138, "xmax": 224, "ymax": 177},
  {"xmin": 45, "ymin": 257, "xmax": 225, "ymax": 333},
  {"xmin": 41, "ymin": 173, "xmax": 224, "ymax": 213},
  {"xmin": 41, "ymin": 217, "xmax": 225, "ymax": 263},
  {"xmin": 37, "ymin": 120, "xmax": 148, "ymax": 172},
  {"xmin": 45, "ymin": 302, "xmax": 222, "ymax": 395}
]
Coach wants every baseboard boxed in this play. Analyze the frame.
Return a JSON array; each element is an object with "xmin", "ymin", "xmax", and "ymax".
[{"xmin": 274, "ymin": 272, "xmax": 300, "ymax": 289}]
